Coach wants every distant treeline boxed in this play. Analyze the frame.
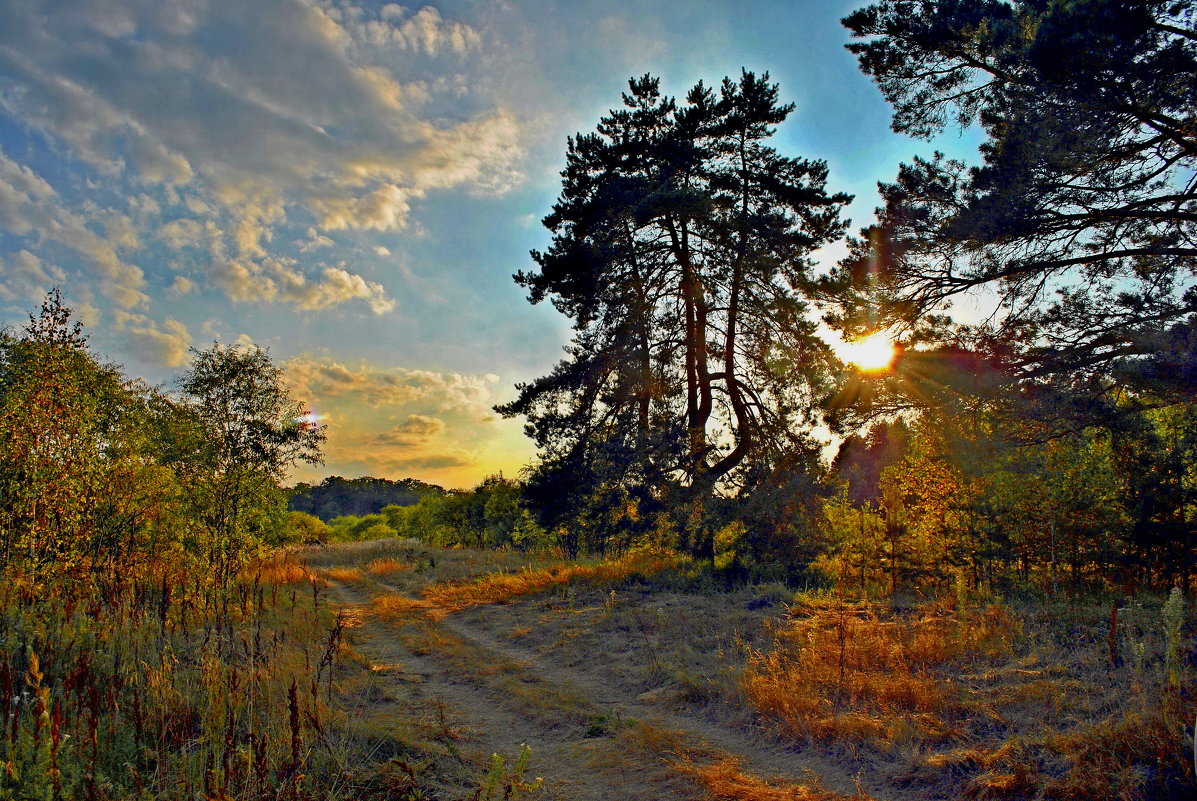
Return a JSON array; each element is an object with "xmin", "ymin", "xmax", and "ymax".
[
  {"xmin": 289, "ymin": 474, "xmax": 549, "ymax": 550},
  {"xmin": 289, "ymin": 475, "xmax": 446, "ymax": 520}
]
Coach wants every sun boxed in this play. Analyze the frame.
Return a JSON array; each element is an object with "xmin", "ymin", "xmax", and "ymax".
[{"xmin": 839, "ymin": 331, "xmax": 897, "ymax": 372}]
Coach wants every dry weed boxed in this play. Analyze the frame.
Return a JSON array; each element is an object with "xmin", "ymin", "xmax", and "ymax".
[
  {"xmin": 366, "ymin": 558, "xmax": 412, "ymax": 576},
  {"xmin": 743, "ymin": 599, "xmax": 1016, "ymax": 746},
  {"xmin": 683, "ymin": 757, "xmax": 873, "ymax": 801}
]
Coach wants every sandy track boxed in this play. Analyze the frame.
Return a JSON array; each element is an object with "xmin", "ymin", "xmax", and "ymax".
[
  {"xmin": 329, "ymin": 579, "xmax": 693, "ymax": 800},
  {"xmin": 321, "ymin": 547, "xmax": 879, "ymax": 800}
]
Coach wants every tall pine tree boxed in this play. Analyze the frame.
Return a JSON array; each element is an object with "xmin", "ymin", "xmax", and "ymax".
[{"xmin": 500, "ymin": 72, "xmax": 850, "ymax": 551}]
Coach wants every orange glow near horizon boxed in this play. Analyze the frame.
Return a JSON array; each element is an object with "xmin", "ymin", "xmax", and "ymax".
[{"xmin": 838, "ymin": 332, "xmax": 897, "ymax": 372}]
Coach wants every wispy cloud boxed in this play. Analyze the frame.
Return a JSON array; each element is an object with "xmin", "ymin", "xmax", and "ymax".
[{"xmin": 0, "ymin": 0, "xmax": 525, "ymax": 317}]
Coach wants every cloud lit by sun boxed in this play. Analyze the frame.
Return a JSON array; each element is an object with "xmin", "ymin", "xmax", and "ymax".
[{"xmin": 836, "ymin": 331, "xmax": 897, "ymax": 371}]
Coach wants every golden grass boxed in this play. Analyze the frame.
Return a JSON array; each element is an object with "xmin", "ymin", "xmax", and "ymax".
[
  {"xmin": 420, "ymin": 550, "xmax": 680, "ymax": 614},
  {"xmin": 613, "ymin": 723, "xmax": 874, "ymax": 801},
  {"xmin": 683, "ymin": 757, "xmax": 873, "ymax": 801},
  {"xmin": 743, "ymin": 599, "xmax": 1017, "ymax": 745},
  {"xmin": 370, "ymin": 549, "xmax": 681, "ymax": 622},
  {"xmin": 252, "ymin": 555, "xmax": 316, "ymax": 585},
  {"xmin": 745, "ymin": 595, "xmax": 1197, "ymax": 799},
  {"xmin": 323, "ymin": 566, "xmax": 364, "ymax": 582},
  {"xmin": 366, "ymin": 558, "xmax": 412, "ymax": 576},
  {"xmin": 373, "ymin": 593, "xmax": 432, "ymax": 622}
]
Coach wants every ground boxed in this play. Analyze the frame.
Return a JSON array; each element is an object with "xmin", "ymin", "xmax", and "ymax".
[{"xmin": 303, "ymin": 539, "xmax": 873, "ymax": 800}]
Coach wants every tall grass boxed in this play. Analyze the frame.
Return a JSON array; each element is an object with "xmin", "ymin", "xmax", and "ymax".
[
  {"xmin": 0, "ymin": 553, "xmax": 353, "ymax": 800},
  {"xmin": 743, "ymin": 593, "xmax": 1197, "ymax": 799}
]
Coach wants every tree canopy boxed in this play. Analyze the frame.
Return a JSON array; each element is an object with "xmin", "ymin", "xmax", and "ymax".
[
  {"xmin": 828, "ymin": 0, "xmax": 1197, "ymax": 403},
  {"xmin": 500, "ymin": 72, "xmax": 850, "ymax": 547}
]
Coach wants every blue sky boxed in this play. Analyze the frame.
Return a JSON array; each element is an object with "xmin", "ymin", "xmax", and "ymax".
[{"xmin": 0, "ymin": 0, "xmax": 981, "ymax": 488}]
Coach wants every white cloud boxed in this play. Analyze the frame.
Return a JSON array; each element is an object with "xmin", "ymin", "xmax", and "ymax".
[
  {"xmin": 113, "ymin": 311, "xmax": 192, "ymax": 367},
  {"xmin": 369, "ymin": 5, "xmax": 482, "ymax": 56},
  {"xmin": 285, "ymin": 356, "xmax": 502, "ymax": 412},
  {"xmin": 299, "ymin": 226, "xmax": 335, "ymax": 252},
  {"xmin": 210, "ymin": 255, "xmax": 394, "ymax": 315},
  {"xmin": 158, "ymin": 218, "xmax": 204, "ymax": 250},
  {"xmin": 277, "ymin": 264, "xmax": 395, "ymax": 314},
  {"xmin": 313, "ymin": 183, "xmax": 416, "ymax": 231},
  {"xmin": 0, "ymin": 250, "xmax": 64, "ymax": 302},
  {"xmin": 373, "ymin": 245, "xmax": 391, "ymax": 256},
  {"xmin": 75, "ymin": 302, "xmax": 101, "ymax": 327},
  {"xmin": 0, "ymin": 153, "xmax": 148, "ymax": 307},
  {"xmin": 0, "ymin": 0, "xmax": 523, "ymax": 215},
  {"xmin": 376, "ymin": 412, "xmax": 447, "ymax": 445},
  {"xmin": 0, "ymin": 0, "xmax": 525, "ymax": 313},
  {"xmin": 167, "ymin": 275, "xmax": 196, "ymax": 297}
]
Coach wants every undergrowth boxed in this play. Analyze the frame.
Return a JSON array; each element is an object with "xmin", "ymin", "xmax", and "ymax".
[
  {"xmin": 743, "ymin": 592, "xmax": 1197, "ymax": 800},
  {"xmin": 0, "ymin": 550, "xmax": 525, "ymax": 800}
]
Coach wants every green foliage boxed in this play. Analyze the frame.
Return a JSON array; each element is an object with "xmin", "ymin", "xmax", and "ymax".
[
  {"xmin": 478, "ymin": 744, "xmax": 541, "ymax": 800},
  {"xmin": 327, "ymin": 513, "xmax": 398, "ymax": 542},
  {"xmin": 283, "ymin": 510, "xmax": 333, "ymax": 545},
  {"xmin": 167, "ymin": 343, "xmax": 326, "ymax": 589},
  {"xmin": 0, "ymin": 290, "xmax": 175, "ymax": 586},
  {"xmin": 0, "ymin": 292, "xmax": 346, "ymax": 798},
  {"xmin": 320, "ymin": 475, "xmax": 550, "ymax": 551},
  {"xmin": 826, "ymin": 407, "xmax": 1197, "ymax": 596},
  {"xmin": 289, "ymin": 475, "xmax": 445, "ymax": 521}
]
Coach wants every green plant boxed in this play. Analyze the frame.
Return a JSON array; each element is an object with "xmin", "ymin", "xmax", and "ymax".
[
  {"xmin": 1163, "ymin": 587, "xmax": 1186, "ymax": 688},
  {"xmin": 476, "ymin": 744, "xmax": 541, "ymax": 800},
  {"xmin": 585, "ymin": 709, "xmax": 622, "ymax": 738}
]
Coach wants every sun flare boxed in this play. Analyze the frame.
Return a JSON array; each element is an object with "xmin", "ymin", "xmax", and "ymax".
[{"xmin": 839, "ymin": 332, "xmax": 896, "ymax": 371}]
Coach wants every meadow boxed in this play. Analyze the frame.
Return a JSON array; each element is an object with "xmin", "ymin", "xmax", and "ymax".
[{"xmin": 290, "ymin": 537, "xmax": 1195, "ymax": 800}]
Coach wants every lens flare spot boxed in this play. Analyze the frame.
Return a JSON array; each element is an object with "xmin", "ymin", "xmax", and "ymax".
[{"xmin": 839, "ymin": 332, "xmax": 896, "ymax": 371}]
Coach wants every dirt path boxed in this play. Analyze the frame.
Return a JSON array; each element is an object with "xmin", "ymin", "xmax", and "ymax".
[
  {"xmin": 329, "ymin": 578, "xmax": 691, "ymax": 800},
  {"xmin": 319, "ymin": 545, "xmax": 879, "ymax": 800}
]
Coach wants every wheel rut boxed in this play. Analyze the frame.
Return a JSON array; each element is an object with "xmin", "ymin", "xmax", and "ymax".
[
  {"xmin": 328, "ymin": 579, "xmax": 690, "ymax": 800},
  {"xmin": 321, "ymin": 551, "xmax": 882, "ymax": 800}
]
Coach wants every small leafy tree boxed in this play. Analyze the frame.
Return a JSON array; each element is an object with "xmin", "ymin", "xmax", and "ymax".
[
  {"xmin": 0, "ymin": 291, "xmax": 148, "ymax": 585},
  {"xmin": 167, "ymin": 344, "xmax": 325, "ymax": 591}
]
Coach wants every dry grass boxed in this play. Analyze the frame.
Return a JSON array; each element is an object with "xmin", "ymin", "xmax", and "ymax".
[
  {"xmin": 366, "ymin": 558, "xmax": 412, "ymax": 576},
  {"xmin": 370, "ymin": 549, "xmax": 682, "ymax": 622},
  {"xmin": 254, "ymin": 555, "xmax": 317, "ymax": 585},
  {"xmin": 743, "ymin": 598, "xmax": 1017, "ymax": 746},
  {"xmin": 371, "ymin": 593, "xmax": 433, "ymax": 623},
  {"xmin": 744, "ymin": 594, "xmax": 1197, "ymax": 800},
  {"xmin": 323, "ymin": 566, "xmax": 364, "ymax": 582},
  {"xmin": 419, "ymin": 549, "xmax": 681, "ymax": 615},
  {"xmin": 683, "ymin": 757, "xmax": 873, "ymax": 801},
  {"xmin": 612, "ymin": 722, "xmax": 873, "ymax": 801}
]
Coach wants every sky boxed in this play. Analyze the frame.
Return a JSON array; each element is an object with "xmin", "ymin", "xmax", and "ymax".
[{"xmin": 0, "ymin": 0, "xmax": 983, "ymax": 489}]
